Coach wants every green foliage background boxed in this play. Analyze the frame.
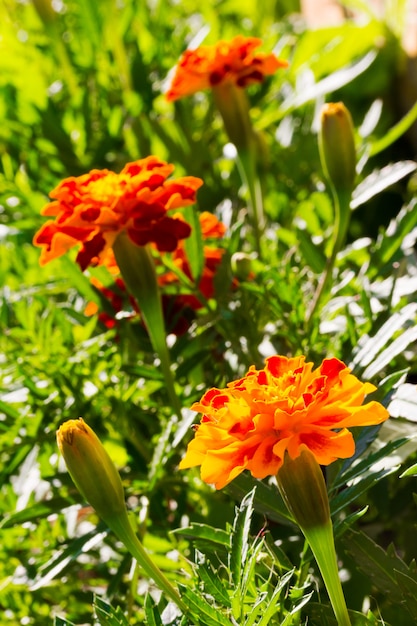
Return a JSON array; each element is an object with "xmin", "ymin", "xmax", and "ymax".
[{"xmin": 1, "ymin": 0, "xmax": 417, "ymax": 624}]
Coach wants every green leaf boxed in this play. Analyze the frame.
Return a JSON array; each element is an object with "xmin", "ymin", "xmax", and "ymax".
[
  {"xmin": 257, "ymin": 570, "xmax": 295, "ymax": 626},
  {"xmin": 178, "ymin": 585, "xmax": 232, "ymax": 626},
  {"xmin": 400, "ymin": 461, "xmax": 417, "ymax": 478},
  {"xmin": 371, "ymin": 199, "xmax": 417, "ymax": 269},
  {"xmin": 93, "ymin": 596, "xmax": 130, "ymax": 626},
  {"xmin": 351, "ymin": 161, "xmax": 417, "ymax": 209},
  {"xmin": 333, "ymin": 506, "xmax": 369, "ymax": 538},
  {"xmin": 282, "ymin": 51, "xmax": 377, "ymax": 117},
  {"xmin": 350, "ymin": 303, "xmax": 417, "ymax": 376},
  {"xmin": 0, "ymin": 496, "xmax": 75, "ymax": 529},
  {"xmin": 330, "ymin": 465, "xmax": 399, "ymax": 517},
  {"xmin": 369, "ymin": 99, "xmax": 417, "ymax": 156},
  {"xmin": 331, "ymin": 435, "xmax": 410, "ymax": 493},
  {"xmin": 388, "ymin": 383, "xmax": 417, "ymax": 421},
  {"xmin": 30, "ymin": 526, "xmax": 109, "ymax": 590},
  {"xmin": 341, "ymin": 529, "xmax": 410, "ymax": 595},
  {"xmin": 173, "ymin": 523, "xmax": 231, "ymax": 548},
  {"xmin": 195, "ymin": 550, "xmax": 231, "ymax": 608},
  {"xmin": 229, "ymin": 487, "xmax": 256, "ymax": 587},
  {"xmin": 144, "ymin": 594, "xmax": 163, "ymax": 626},
  {"xmin": 54, "ymin": 618, "xmax": 77, "ymax": 626},
  {"xmin": 296, "ymin": 227, "xmax": 327, "ymax": 274}
]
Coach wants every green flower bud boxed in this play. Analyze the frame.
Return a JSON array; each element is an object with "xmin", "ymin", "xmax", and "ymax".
[
  {"xmin": 319, "ymin": 102, "xmax": 356, "ymax": 194},
  {"xmin": 276, "ymin": 446, "xmax": 330, "ymax": 530},
  {"xmin": 57, "ymin": 418, "xmax": 126, "ymax": 523},
  {"xmin": 231, "ymin": 252, "xmax": 254, "ymax": 280}
]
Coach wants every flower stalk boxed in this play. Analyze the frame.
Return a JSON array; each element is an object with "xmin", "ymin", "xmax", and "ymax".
[
  {"xmin": 276, "ymin": 448, "xmax": 352, "ymax": 626},
  {"xmin": 113, "ymin": 233, "xmax": 183, "ymax": 419},
  {"xmin": 57, "ymin": 419, "xmax": 187, "ymax": 613},
  {"xmin": 307, "ymin": 102, "xmax": 356, "ymax": 327},
  {"xmin": 213, "ymin": 82, "xmax": 264, "ymax": 256}
]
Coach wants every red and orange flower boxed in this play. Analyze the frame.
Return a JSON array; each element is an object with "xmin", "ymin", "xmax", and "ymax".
[
  {"xmin": 166, "ymin": 35, "xmax": 288, "ymax": 101},
  {"xmin": 34, "ymin": 157, "xmax": 203, "ymax": 270},
  {"xmin": 180, "ymin": 355, "xmax": 389, "ymax": 489}
]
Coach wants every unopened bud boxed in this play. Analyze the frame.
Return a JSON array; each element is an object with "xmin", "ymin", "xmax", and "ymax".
[
  {"xmin": 319, "ymin": 102, "xmax": 356, "ymax": 194},
  {"xmin": 57, "ymin": 418, "xmax": 126, "ymax": 522},
  {"xmin": 231, "ymin": 252, "xmax": 254, "ymax": 280}
]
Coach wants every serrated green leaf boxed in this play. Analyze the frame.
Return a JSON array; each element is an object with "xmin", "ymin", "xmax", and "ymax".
[
  {"xmin": 173, "ymin": 523, "xmax": 231, "ymax": 548},
  {"xmin": 94, "ymin": 596, "xmax": 130, "ymax": 626},
  {"xmin": 178, "ymin": 585, "xmax": 231, "ymax": 626},
  {"xmin": 363, "ymin": 325, "xmax": 417, "ymax": 379},
  {"xmin": 394, "ymin": 570, "xmax": 417, "ymax": 619},
  {"xmin": 148, "ymin": 416, "xmax": 175, "ymax": 488},
  {"xmin": 196, "ymin": 552, "xmax": 231, "ymax": 608},
  {"xmin": 144, "ymin": 594, "xmax": 163, "ymax": 626},
  {"xmin": 334, "ymin": 506, "xmax": 369, "ymax": 538},
  {"xmin": 341, "ymin": 529, "xmax": 409, "ymax": 594},
  {"xmin": 257, "ymin": 570, "xmax": 295, "ymax": 626},
  {"xmin": 387, "ymin": 383, "xmax": 417, "ymax": 421},
  {"xmin": 229, "ymin": 488, "xmax": 256, "ymax": 588}
]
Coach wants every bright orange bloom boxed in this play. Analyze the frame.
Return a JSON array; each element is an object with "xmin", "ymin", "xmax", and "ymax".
[
  {"xmin": 34, "ymin": 157, "xmax": 203, "ymax": 270},
  {"xmin": 180, "ymin": 356, "xmax": 389, "ymax": 489},
  {"xmin": 166, "ymin": 35, "xmax": 288, "ymax": 101}
]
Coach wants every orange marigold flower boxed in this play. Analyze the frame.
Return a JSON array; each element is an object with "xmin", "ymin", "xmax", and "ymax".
[
  {"xmin": 33, "ymin": 157, "xmax": 203, "ymax": 270},
  {"xmin": 180, "ymin": 355, "xmax": 389, "ymax": 489},
  {"xmin": 166, "ymin": 35, "xmax": 288, "ymax": 101}
]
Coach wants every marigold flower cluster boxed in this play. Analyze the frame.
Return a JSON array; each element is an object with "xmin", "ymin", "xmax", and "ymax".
[
  {"xmin": 34, "ymin": 157, "xmax": 203, "ymax": 270},
  {"xmin": 166, "ymin": 35, "xmax": 288, "ymax": 101},
  {"xmin": 180, "ymin": 355, "xmax": 389, "ymax": 489}
]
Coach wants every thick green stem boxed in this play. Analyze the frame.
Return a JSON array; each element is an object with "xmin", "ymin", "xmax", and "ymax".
[
  {"xmin": 236, "ymin": 149, "xmax": 264, "ymax": 258},
  {"xmin": 108, "ymin": 512, "xmax": 188, "ymax": 613},
  {"xmin": 212, "ymin": 83, "xmax": 265, "ymax": 257},
  {"xmin": 306, "ymin": 188, "xmax": 351, "ymax": 329},
  {"xmin": 303, "ymin": 523, "xmax": 352, "ymax": 626},
  {"xmin": 276, "ymin": 449, "xmax": 351, "ymax": 626},
  {"xmin": 113, "ymin": 235, "xmax": 182, "ymax": 419}
]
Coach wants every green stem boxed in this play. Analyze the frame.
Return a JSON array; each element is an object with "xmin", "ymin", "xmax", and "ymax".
[
  {"xmin": 305, "ymin": 188, "xmax": 351, "ymax": 329},
  {"xmin": 276, "ymin": 449, "xmax": 351, "ymax": 626},
  {"xmin": 108, "ymin": 512, "xmax": 188, "ymax": 613},
  {"xmin": 303, "ymin": 522, "xmax": 352, "ymax": 626},
  {"xmin": 212, "ymin": 83, "xmax": 265, "ymax": 258},
  {"xmin": 113, "ymin": 235, "xmax": 182, "ymax": 419},
  {"xmin": 237, "ymin": 149, "xmax": 264, "ymax": 258}
]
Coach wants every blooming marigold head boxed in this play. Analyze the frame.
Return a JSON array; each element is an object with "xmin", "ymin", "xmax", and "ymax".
[
  {"xmin": 179, "ymin": 355, "xmax": 389, "ymax": 489},
  {"xmin": 33, "ymin": 156, "xmax": 203, "ymax": 270},
  {"xmin": 166, "ymin": 35, "xmax": 288, "ymax": 101}
]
